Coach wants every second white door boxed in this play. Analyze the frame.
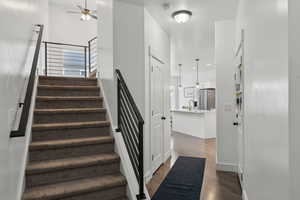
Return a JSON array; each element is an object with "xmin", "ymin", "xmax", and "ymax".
[{"xmin": 151, "ymin": 56, "xmax": 164, "ymax": 173}]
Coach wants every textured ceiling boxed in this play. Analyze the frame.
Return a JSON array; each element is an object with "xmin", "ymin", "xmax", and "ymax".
[{"xmin": 145, "ymin": 0, "xmax": 239, "ymax": 73}]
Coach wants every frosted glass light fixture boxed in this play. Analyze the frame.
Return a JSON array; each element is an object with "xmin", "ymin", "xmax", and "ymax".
[
  {"xmin": 172, "ymin": 10, "xmax": 192, "ymax": 24},
  {"xmin": 81, "ymin": 14, "xmax": 91, "ymax": 21}
]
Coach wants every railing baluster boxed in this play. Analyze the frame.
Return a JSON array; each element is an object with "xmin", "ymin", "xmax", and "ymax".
[
  {"xmin": 88, "ymin": 40, "xmax": 91, "ymax": 74},
  {"xmin": 138, "ymin": 121, "xmax": 145, "ymax": 200},
  {"xmin": 45, "ymin": 42, "xmax": 48, "ymax": 76},
  {"xmin": 84, "ymin": 46, "xmax": 87, "ymax": 78}
]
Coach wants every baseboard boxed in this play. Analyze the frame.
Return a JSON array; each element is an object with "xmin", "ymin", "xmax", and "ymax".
[
  {"xmin": 145, "ymin": 170, "xmax": 153, "ymax": 183},
  {"xmin": 242, "ymin": 189, "xmax": 248, "ymax": 200},
  {"xmin": 164, "ymin": 150, "xmax": 171, "ymax": 162},
  {"xmin": 216, "ymin": 162, "xmax": 238, "ymax": 172}
]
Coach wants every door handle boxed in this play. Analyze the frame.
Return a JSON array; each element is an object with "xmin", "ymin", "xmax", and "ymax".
[
  {"xmin": 233, "ymin": 122, "xmax": 239, "ymax": 126},
  {"xmin": 161, "ymin": 116, "xmax": 166, "ymax": 120}
]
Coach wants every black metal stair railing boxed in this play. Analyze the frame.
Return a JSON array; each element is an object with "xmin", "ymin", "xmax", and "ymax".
[
  {"xmin": 115, "ymin": 69, "xmax": 146, "ymax": 200},
  {"xmin": 43, "ymin": 37, "xmax": 97, "ymax": 78},
  {"xmin": 43, "ymin": 41, "xmax": 88, "ymax": 77}
]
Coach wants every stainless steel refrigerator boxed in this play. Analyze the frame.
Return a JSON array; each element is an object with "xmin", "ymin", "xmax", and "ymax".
[{"xmin": 198, "ymin": 88, "xmax": 216, "ymax": 110}]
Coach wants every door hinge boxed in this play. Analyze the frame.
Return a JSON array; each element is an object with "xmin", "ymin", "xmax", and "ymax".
[
  {"xmin": 152, "ymin": 155, "xmax": 154, "ymax": 161},
  {"xmin": 152, "ymin": 110, "xmax": 154, "ymax": 116},
  {"xmin": 241, "ymin": 173, "xmax": 244, "ymax": 182},
  {"xmin": 151, "ymin": 66, "xmax": 154, "ymax": 72}
]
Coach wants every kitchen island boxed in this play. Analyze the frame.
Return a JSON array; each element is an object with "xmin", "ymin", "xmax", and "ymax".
[{"xmin": 171, "ymin": 109, "xmax": 216, "ymax": 139}]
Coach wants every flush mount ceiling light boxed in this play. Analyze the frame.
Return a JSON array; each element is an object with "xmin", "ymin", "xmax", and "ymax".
[{"xmin": 172, "ymin": 10, "xmax": 192, "ymax": 23}]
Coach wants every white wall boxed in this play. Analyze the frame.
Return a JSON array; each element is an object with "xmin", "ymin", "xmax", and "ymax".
[
  {"xmin": 144, "ymin": 9, "xmax": 171, "ymax": 180},
  {"xmin": 99, "ymin": 0, "xmax": 171, "ymax": 184},
  {"xmin": 0, "ymin": 0, "xmax": 48, "ymax": 199},
  {"xmin": 97, "ymin": 0, "xmax": 116, "ymax": 125},
  {"xmin": 114, "ymin": 0, "xmax": 145, "ymax": 116},
  {"xmin": 48, "ymin": 0, "xmax": 97, "ymax": 45},
  {"xmin": 177, "ymin": 70, "xmax": 216, "ymax": 109},
  {"xmin": 236, "ymin": 0, "xmax": 289, "ymax": 199},
  {"xmin": 215, "ymin": 20, "xmax": 237, "ymax": 171},
  {"xmin": 290, "ymin": 1, "xmax": 300, "ymax": 199}
]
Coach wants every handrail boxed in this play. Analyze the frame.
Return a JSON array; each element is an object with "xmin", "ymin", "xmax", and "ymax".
[
  {"xmin": 10, "ymin": 24, "xmax": 44, "ymax": 138},
  {"xmin": 115, "ymin": 69, "xmax": 145, "ymax": 200},
  {"xmin": 116, "ymin": 70, "xmax": 144, "ymax": 124},
  {"xmin": 42, "ymin": 41, "xmax": 87, "ymax": 48},
  {"xmin": 88, "ymin": 36, "xmax": 97, "ymax": 43}
]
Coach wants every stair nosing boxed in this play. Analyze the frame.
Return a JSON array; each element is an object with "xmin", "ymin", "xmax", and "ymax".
[
  {"xmin": 39, "ymin": 76, "xmax": 97, "ymax": 81},
  {"xmin": 26, "ymin": 154, "xmax": 120, "ymax": 175},
  {"xmin": 23, "ymin": 175, "xmax": 126, "ymax": 200},
  {"xmin": 32, "ymin": 121, "xmax": 110, "ymax": 131},
  {"xmin": 38, "ymin": 85, "xmax": 99, "ymax": 90},
  {"xmin": 36, "ymin": 96, "xmax": 103, "ymax": 101},
  {"xmin": 29, "ymin": 136, "xmax": 114, "ymax": 151},
  {"xmin": 34, "ymin": 108, "xmax": 107, "ymax": 114}
]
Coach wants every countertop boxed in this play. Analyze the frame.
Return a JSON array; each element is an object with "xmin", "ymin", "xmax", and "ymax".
[{"xmin": 171, "ymin": 109, "xmax": 214, "ymax": 114}]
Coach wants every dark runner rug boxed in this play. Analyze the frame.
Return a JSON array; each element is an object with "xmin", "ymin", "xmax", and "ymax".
[{"xmin": 152, "ymin": 156, "xmax": 206, "ymax": 200}]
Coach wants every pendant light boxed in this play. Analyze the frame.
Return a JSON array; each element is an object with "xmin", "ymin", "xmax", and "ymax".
[
  {"xmin": 195, "ymin": 59, "xmax": 200, "ymax": 88},
  {"xmin": 178, "ymin": 64, "xmax": 182, "ymax": 88}
]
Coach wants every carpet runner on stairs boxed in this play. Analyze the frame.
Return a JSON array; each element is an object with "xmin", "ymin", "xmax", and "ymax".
[{"xmin": 22, "ymin": 76, "xmax": 127, "ymax": 200}]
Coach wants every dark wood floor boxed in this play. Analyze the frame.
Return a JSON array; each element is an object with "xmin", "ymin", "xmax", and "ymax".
[{"xmin": 146, "ymin": 132, "xmax": 242, "ymax": 200}]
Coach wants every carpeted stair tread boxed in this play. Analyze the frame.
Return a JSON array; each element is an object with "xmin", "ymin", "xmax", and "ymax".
[
  {"xmin": 34, "ymin": 108, "xmax": 107, "ymax": 114},
  {"xmin": 23, "ymin": 75, "xmax": 127, "ymax": 199},
  {"xmin": 38, "ymin": 85, "xmax": 100, "ymax": 90},
  {"xmin": 26, "ymin": 153, "xmax": 120, "ymax": 175},
  {"xmin": 32, "ymin": 121, "xmax": 110, "ymax": 131},
  {"xmin": 23, "ymin": 175, "xmax": 126, "ymax": 200},
  {"xmin": 36, "ymin": 96, "xmax": 103, "ymax": 101},
  {"xmin": 29, "ymin": 136, "xmax": 114, "ymax": 151}
]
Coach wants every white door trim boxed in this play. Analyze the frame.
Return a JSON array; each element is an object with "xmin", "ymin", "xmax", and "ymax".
[{"xmin": 148, "ymin": 46, "xmax": 165, "ymax": 175}]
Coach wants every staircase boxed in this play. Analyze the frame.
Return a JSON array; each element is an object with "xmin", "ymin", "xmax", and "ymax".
[{"xmin": 23, "ymin": 76, "xmax": 127, "ymax": 200}]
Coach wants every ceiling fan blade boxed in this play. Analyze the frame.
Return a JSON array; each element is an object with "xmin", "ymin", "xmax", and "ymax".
[
  {"xmin": 89, "ymin": 14, "xmax": 98, "ymax": 20},
  {"xmin": 67, "ymin": 10, "xmax": 81, "ymax": 14},
  {"xmin": 77, "ymin": 5, "xmax": 84, "ymax": 11}
]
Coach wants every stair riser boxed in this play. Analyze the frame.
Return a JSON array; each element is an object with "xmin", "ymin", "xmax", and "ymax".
[
  {"xmin": 39, "ymin": 79, "xmax": 97, "ymax": 86},
  {"xmin": 37, "ymin": 88, "xmax": 100, "ymax": 97},
  {"xmin": 26, "ymin": 162, "xmax": 120, "ymax": 188},
  {"xmin": 34, "ymin": 112, "xmax": 106, "ymax": 124},
  {"xmin": 32, "ymin": 127, "xmax": 110, "ymax": 141},
  {"xmin": 29, "ymin": 143, "xmax": 114, "ymax": 162},
  {"xmin": 60, "ymin": 186, "xmax": 126, "ymax": 200},
  {"xmin": 36, "ymin": 100, "xmax": 103, "ymax": 109}
]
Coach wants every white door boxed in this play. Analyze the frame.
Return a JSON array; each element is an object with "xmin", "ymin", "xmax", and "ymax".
[
  {"xmin": 151, "ymin": 56, "xmax": 164, "ymax": 173},
  {"xmin": 234, "ymin": 30, "xmax": 245, "ymax": 185}
]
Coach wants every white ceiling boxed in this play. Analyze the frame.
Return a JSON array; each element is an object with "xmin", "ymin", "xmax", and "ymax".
[
  {"xmin": 145, "ymin": 0, "xmax": 239, "ymax": 73},
  {"xmin": 49, "ymin": 0, "xmax": 97, "ymax": 10},
  {"xmin": 50, "ymin": 0, "xmax": 238, "ymax": 74}
]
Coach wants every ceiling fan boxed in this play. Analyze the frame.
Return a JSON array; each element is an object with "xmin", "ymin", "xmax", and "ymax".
[{"xmin": 67, "ymin": 0, "xmax": 97, "ymax": 21}]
